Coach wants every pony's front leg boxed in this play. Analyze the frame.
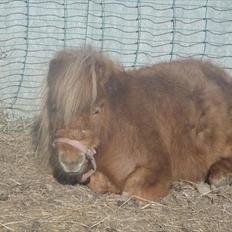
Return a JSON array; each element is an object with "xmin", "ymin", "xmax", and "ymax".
[
  {"xmin": 87, "ymin": 171, "xmax": 120, "ymax": 194},
  {"xmin": 123, "ymin": 167, "xmax": 172, "ymax": 201},
  {"xmin": 207, "ymin": 157, "xmax": 232, "ymax": 187}
]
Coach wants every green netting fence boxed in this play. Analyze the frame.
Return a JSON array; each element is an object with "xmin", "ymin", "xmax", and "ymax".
[{"xmin": 0, "ymin": 0, "xmax": 232, "ymax": 118}]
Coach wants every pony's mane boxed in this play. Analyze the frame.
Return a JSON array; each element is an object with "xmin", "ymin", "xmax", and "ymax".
[
  {"xmin": 49, "ymin": 46, "xmax": 116, "ymax": 123},
  {"xmin": 36, "ymin": 46, "xmax": 121, "ymax": 166}
]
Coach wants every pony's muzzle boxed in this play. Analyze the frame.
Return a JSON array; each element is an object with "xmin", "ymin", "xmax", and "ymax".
[{"xmin": 58, "ymin": 150, "xmax": 87, "ymax": 174}]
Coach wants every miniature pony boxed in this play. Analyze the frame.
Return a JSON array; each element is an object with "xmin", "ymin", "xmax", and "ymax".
[{"xmin": 37, "ymin": 47, "xmax": 232, "ymax": 200}]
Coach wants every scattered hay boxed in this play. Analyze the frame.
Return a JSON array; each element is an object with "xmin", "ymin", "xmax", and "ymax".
[{"xmin": 0, "ymin": 109, "xmax": 34, "ymax": 132}]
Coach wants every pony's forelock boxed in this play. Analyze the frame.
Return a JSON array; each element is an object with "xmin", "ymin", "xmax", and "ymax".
[{"xmin": 55, "ymin": 49, "xmax": 98, "ymax": 124}]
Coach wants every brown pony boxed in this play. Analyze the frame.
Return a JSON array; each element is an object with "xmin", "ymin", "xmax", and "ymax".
[{"xmin": 36, "ymin": 46, "xmax": 232, "ymax": 200}]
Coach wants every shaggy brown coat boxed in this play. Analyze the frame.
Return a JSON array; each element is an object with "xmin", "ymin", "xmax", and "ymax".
[{"xmin": 37, "ymin": 47, "xmax": 232, "ymax": 200}]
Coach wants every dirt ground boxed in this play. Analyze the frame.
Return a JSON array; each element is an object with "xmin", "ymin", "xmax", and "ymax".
[{"xmin": 0, "ymin": 117, "xmax": 232, "ymax": 232}]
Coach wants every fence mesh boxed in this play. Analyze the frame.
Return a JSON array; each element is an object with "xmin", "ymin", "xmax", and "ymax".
[{"xmin": 1, "ymin": 0, "xmax": 232, "ymax": 117}]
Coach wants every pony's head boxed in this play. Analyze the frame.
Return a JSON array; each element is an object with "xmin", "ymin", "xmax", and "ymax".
[
  {"xmin": 37, "ymin": 46, "xmax": 123, "ymax": 184},
  {"xmin": 52, "ymin": 117, "xmax": 100, "ymax": 183}
]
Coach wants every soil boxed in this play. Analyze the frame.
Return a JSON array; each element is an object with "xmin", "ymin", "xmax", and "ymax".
[{"xmin": 0, "ymin": 117, "xmax": 232, "ymax": 232}]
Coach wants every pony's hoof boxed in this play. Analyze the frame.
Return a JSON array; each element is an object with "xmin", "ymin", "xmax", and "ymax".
[{"xmin": 208, "ymin": 172, "xmax": 232, "ymax": 188}]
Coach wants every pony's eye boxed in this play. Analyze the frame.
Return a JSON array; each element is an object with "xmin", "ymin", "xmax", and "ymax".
[
  {"xmin": 93, "ymin": 107, "xmax": 101, "ymax": 114},
  {"xmin": 82, "ymin": 130, "xmax": 87, "ymax": 134}
]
